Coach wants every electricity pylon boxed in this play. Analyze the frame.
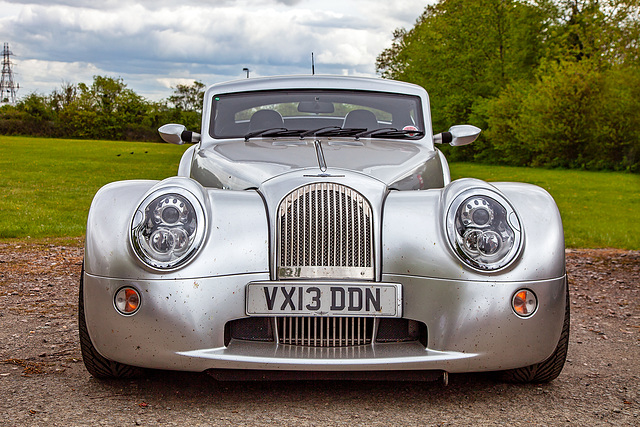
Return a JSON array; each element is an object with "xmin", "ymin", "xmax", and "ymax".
[{"xmin": 0, "ymin": 43, "xmax": 19, "ymax": 106}]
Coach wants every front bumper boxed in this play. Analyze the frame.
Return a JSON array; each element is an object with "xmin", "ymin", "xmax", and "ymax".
[{"xmin": 83, "ymin": 272, "xmax": 567, "ymax": 373}]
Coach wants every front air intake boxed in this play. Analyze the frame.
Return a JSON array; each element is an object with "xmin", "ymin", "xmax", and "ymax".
[
  {"xmin": 277, "ymin": 183, "xmax": 374, "ymax": 280},
  {"xmin": 278, "ymin": 317, "xmax": 373, "ymax": 347}
]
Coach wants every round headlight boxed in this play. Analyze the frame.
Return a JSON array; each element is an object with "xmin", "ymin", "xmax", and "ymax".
[
  {"xmin": 447, "ymin": 190, "xmax": 522, "ymax": 271},
  {"xmin": 131, "ymin": 189, "xmax": 205, "ymax": 270}
]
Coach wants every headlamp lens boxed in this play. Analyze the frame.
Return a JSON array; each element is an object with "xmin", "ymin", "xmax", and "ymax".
[
  {"xmin": 150, "ymin": 228, "xmax": 175, "ymax": 255},
  {"xmin": 448, "ymin": 192, "xmax": 521, "ymax": 271},
  {"xmin": 132, "ymin": 191, "xmax": 204, "ymax": 269}
]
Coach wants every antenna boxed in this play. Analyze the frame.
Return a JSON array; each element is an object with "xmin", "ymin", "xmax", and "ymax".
[
  {"xmin": 0, "ymin": 43, "xmax": 19, "ymax": 106},
  {"xmin": 311, "ymin": 52, "xmax": 315, "ymax": 75}
]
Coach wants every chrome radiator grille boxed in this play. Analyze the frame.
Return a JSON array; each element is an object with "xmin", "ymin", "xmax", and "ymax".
[
  {"xmin": 277, "ymin": 183, "xmax": 374, "ymax": 279},
  {"xmin": 277, "ymin": 317, "xmax": 373, "ymax": 347}
]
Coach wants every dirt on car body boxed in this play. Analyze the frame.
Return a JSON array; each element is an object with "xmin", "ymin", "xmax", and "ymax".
[{"xmin": 0, "ymin": 241, "xmax": 638, "ymax": 426}]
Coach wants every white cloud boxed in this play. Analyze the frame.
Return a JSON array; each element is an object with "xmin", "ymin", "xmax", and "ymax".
[
  {"xmin": 0, "ymin": 0, "xmax": 431, "ymax": 100},
  {"xmin": 14, "ymin": 59, "xmax": 100, "ymax": 94},
  {"xmin": 156, "ymin": 77, "xmax": 200, "ymax": 89}
]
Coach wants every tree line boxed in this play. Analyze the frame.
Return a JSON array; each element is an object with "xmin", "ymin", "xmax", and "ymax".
[
  {"xmin": 1, "ymin": 0, "xmax": 638, "ymax": 172},
  {"xmin": 377, "ymin": 0, "xmax": 639, "ymax": 172},
  {"xmin": 0, "ymin": 76, "xmax": 204, "ymax": 142}
]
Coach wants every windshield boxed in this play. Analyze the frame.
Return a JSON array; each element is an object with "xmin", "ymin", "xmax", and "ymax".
[{"xmin": 209, "ymin": 89, "xmax": 424, "ymax": 140}]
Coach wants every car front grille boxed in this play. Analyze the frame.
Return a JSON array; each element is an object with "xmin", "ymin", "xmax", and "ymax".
[
  {"xmin": 277, "ymin": 316, "xmax": 373, "ymax": 347},
  {"xmin": 225, "ymin": 317, "xmax": 428, "ymax": 348},
  {"xmin": 277, "ymin": 183, "xmax": 374, "ymax": 280}
]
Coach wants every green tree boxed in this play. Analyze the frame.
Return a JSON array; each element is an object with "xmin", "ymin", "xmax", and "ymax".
[
  {"xmin": 0, "ymin": 76, "xmax": 209, "ymax": 141},
  {"xmin": 377, "ymin": 0, "xmax": 639, "ymax": 171},
  {"xmin": 50, "ymin": 82, "xmax": 78, "ymax": 113},
  {"xmin": 377, "ymin": 0, "xmax": 551, "ymax": 133},
  {"xmin": 168, "ymin": 81, "xmax": 205, "ymax": 112},
  {"xmin": 60, "ymin": 76, "xmax": 150, "ymax": 139},
  {"xmin": 167, "ymin": 81, "xmax": 205, "ymax": 131},
  {"xmin": 0, "ymin": 93, "xmax": 60, "ymax": 136},
  {"xmin": 18, "ymin": 93, "xmax": 55, "ymax": 122},
  {"xmin": 547, "ymin": 0, "xmax": 640, "ymax": 66},
  {"xmin": 483, "ymin": 0, "xmax": 640, "ymax": 171},
  {"xmin": 486, "ymin": 61, "xmax": 640, "ymax": 171}
]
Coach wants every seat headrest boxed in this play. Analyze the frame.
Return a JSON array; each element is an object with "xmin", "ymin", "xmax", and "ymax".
[
  {"xmin": 343, "ymin": 109, "xmax": 378, "ymax": 131},
  {"xmin": 249, "ymin": 110, "xmax": 284, "ymax": 132}
]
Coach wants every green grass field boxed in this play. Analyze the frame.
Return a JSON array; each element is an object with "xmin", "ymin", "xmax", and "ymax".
[
  {"xmin": 0, "ymin": 136, "xmax": 188, "ymax": 239},
  {"xmin": 450, "ymin": 163, "xmax": 639, "ymax": 249},
  {"xmin": 1, "ymin": 136, "xmax": 638, "ymax": 249}
]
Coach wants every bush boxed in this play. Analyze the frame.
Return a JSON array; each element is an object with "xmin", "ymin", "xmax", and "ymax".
[
  {"xmin": 0, "ymin": 77, "xmax": 204, "ymax": 142},
  {"xmin": 484, "ymin": 61, "xmax": 640, "ymax": 171}
]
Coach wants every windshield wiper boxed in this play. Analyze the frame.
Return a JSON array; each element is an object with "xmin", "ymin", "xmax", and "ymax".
[
  {"xmin": 299, "ymin": 126, "xmax": 342, "ymax": 138},
  {"xmin": 354, "ymin": 128, "xmax": 425, "ymax": 139},
  {"xmin": 243, "ymin": 126, "xmax": 424, "ymax": 141},
  {"xmin": 319, "ymin": 127, "xmax": 368, "ymax": 137},
  {"xmin": 244, "ymin": 128, "xmax": 306, "ymax": 141}
]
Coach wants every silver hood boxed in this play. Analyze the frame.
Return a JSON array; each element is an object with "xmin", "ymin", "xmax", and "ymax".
[{"xmin": 190, "ymin": 138, "xmax": 445, "ymax": 190}]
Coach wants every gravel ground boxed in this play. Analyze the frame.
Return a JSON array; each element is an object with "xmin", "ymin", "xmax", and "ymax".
[{"xmin": 0, "ymin": 240, "xmax": 638, "ymax": 426}]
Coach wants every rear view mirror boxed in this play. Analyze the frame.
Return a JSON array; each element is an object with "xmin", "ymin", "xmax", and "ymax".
[{"xmin": 298, "ymin": 101, "xmax": 335, "ymax": 114}]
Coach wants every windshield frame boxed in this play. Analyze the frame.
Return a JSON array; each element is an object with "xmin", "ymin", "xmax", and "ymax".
[{"xmin": 208, "ymin": 89, "xmax": 425, "ymax": 140}]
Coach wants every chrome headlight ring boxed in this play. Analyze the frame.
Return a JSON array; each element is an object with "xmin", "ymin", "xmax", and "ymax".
[
  {"xmin": 130, "ymin": 187, "xmax": 206, "ymax": 270},
  {"xmin": 446, "ymin": 189, "xmax": 522, "ymax": 271}
]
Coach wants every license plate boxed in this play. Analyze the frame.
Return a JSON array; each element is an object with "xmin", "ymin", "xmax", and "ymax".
[{"xmin": 246, "ymin": 282, "xmax": 402, "ymax": 317}]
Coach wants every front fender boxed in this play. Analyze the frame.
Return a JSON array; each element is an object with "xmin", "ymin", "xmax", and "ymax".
[
  {"xmin": 382, "ymin": 178, "xmax": 565, "ymax": 281},
  {"xmin": 85, "ymin": 177, "xmax": 270, "ymax": 280}
]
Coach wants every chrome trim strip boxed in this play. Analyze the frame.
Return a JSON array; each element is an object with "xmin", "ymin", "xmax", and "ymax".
[{"xmin": 314, "ymin": 140, "xmax": 327, "ymax": 172}]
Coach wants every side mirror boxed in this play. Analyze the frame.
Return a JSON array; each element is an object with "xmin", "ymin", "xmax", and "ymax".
[
  {"xmin": 433, "ymin": 125, "xmax": 481, "ymax": 147},
  {"xmin": 158, "ymin": 124, "xmax": 201, "ymax": 145}
]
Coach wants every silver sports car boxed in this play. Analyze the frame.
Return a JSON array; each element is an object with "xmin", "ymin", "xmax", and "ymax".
[{"xmin": 80, "ymin": 75, "xmax": 568, "ymax": 383}]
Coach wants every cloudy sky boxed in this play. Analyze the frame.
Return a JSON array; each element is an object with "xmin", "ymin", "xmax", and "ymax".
[{"xmin": 0, "ymin": 0, "xmax": 431, "ymax": 101}]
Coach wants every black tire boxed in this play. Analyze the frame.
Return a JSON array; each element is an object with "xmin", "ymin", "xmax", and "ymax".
[
  {"xmin": 78, "ymin": 264, "xmax": 143, "ymax": 379},
  {"xmin": 499, "ymin": 279, "xmax": 570, "ymax": 383}
]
